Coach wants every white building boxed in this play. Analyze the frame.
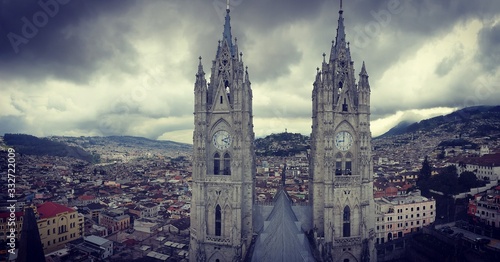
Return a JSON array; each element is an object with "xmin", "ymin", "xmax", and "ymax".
[
  {"xmin": 455, "ymin": 153, "xmax": 500, "ymax": 181},
  {"xmin": 375, "ymin": 190, "xmax": 436, "ymax": 244},
  {"xmin": 83, "ymin": 235, "xmax": 113, "ymax": 259},
  {"xmin": 134, "ymin": 219, "xmax": 159, "ymax": 233}
]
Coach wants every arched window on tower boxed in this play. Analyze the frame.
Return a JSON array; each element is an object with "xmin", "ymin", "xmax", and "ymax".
[
  {"xmin": 214, "ymin": 153, "xmax": 220, "ymax": 175},
  {"xmin": 223, "ymin": 153, "xmax": 231, "ymax": 175},
  {"xmin": 215, "ymin": 205, "xmax": 222, "ymax": 236},
  {"xmin": 343, "ymin": 205, "xmax": 351, "ymax": 237},
  {"xmin": 335, "ymin": 152, "xmax": 342, "ymax": 176},
  {"xmin": 345, "ymin": 152, "xmax": 352, "ymax": 175}
]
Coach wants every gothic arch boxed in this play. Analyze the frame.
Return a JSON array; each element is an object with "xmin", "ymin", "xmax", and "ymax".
[
  {"xmin": 214, "ymin": 153, "xmax": 221, "ymax": 175},
  {"xmin": 345, "ymin": 152, "xmax": 352, "ymax": 175},
  {"xmin": 335, "ymin": 152, "xmax": 343, "ymax": 176},
  {"xmin": 210, "ymin": 118, "xmax": 231, "ymax": 133},
  {"xmin": 215, "ymin": 205, "xmax": 222, "ymax": 236},
  {"xmin": 208, "ymin": 251, "xmax": 227, "ymax": 262},
  {"xmin": 334, "ymin": 121, "xmax": 355, "ymax": 135},
  {"xmin": 338, "ymin": 252, "xmax": 358, "ymax": 262},
  {"xmin": 223, "ymin": 152, "xmax": 231, "ymax": 175},
  {"xmin": 343, "ymin": 205, "xmax": 351, "ymax": 237}
]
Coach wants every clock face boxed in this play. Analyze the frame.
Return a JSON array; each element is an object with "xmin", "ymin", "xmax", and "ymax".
[
  {"xmin": 335, "ymin": 131, "xmax": 353, "ymax": 151},
  {"xmin": 212, "ymin": 130, "xmax": 232, "ymax": 150}
]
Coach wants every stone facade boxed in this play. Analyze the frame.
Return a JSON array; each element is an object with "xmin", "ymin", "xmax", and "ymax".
[
  {"xmin": 309, "ymin": 6, "xmax": 376, "ymax": 262},
  {"xmin": 189, "ymin": 6, "xmax": 255, "ymax": 262}
]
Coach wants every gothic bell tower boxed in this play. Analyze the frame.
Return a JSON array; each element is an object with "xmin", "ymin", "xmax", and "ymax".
[
  {"xmin": 190, "ymin": 3, "xmax": 255, "ymax": 262},
  {"xmin": 310, "ymin": 2, "xmax": 376, "ymax": 261}
]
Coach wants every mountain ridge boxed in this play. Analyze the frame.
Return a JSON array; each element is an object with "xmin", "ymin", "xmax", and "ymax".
[{"xmin": 378, "ymin": 105, "xmax": 500, "ymax": 139}]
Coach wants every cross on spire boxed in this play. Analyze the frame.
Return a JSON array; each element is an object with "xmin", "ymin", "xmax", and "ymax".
[{"xmin": 227, "ymin": 0, "xmax": 230, "ymax": 10}]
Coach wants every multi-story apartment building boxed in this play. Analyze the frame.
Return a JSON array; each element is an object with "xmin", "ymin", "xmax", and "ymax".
[
  {"xmin": 375, "ymin": 191, "xmax": 436, "ymax": 244},
  {"xmin": 468, "ymin": 186, "xmax": 500, "ymax": 228},
  {"xmin": 98, "ymin": 209, "xmax": 130, "ymax": 234},
  {"xmin": 36, "ymin": 202, "xmax": 84, "ymax": 253}
]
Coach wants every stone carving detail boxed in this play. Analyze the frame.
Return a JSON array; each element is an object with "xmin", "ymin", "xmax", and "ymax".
[
  {"xmin": 334, "ymin": 236, "xmax": 361, "ymax": 247},
  {"xmin": 334, "ymin": 176, "xmax": 360, "ymax": 188},
  {"xmin": 206, "ymin": 236, "xmax": 231, "ymax": 245},
  {"xmin": 360, "ymin": 155, "xmax": 370, "ymax": 165}
]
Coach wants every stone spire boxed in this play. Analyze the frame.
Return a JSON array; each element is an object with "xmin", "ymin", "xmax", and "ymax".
[
  {"xmin": 358, "ymin": 61, "xmax": 370, "ymax": 91},
  {"xmin": 330, "ymin": 0, "xmax": 348, "ymax": 61},
  {"xmin": 197, "ymin": 56, "xmax": 205, "ymax": 76},
  {"xmin": 222, "ymin": 0, "xmax": 234, "ymax": 56},
  {"xmin": 17, "ymin": 207, "xmax": 45, "ymax": 262},
  {"xmin": 360, "ymin": 61, "xmax": 368, "ymax": 76}
]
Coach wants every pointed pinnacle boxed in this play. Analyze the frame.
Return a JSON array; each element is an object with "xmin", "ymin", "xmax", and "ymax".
[
  {"xmin": 197, "ymin": 56, "xmax": 204, "ymax": 75},
  {"xmin": 360, "ymin": 61, "xmax": 368, "ymax": 76}
]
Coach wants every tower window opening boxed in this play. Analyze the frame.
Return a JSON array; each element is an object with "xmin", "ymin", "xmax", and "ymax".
[
  {"xmin": 215, "ymin": 205, "xmax": 222, "ymax": 236},
  {"xmin": 226, "ymin": 86, "xmax": 231, "ymax": 103},
  {"xmin": 342, "ymin": 98, "xmax": 348, "ymax": 112},
  {"xmin": 335, "ymin": 161, "xmax": 342, "ymax": 176},
  {"xmin": 220, "ymin": 96, "xmax": 223, "ymax": 104},
  {"xmin": 214, "ymin": 153, "xmax": 220, "ymax": 175},
  {"xmin": 345, "ymin": 161, "xmax": 352, "ymax": 175},
  {"xmin": 223, "ymin": 153, "xmax": 231, "ymax": 175},
  {"xmin": 343, "ymin": 206, "xmax": 351, "ymax": 237}
]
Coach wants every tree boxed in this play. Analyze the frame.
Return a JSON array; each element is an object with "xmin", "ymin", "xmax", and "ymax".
[
  {"xmin": 458, "ymin": 171, "xmax": 479, "ymax": 191},
  {"xmin": 428, "ymin": 165, "xmax": 459, "ymax": 195},
  {"xmin": 419, "ymin": 155, "xmax": 432, "ymax": 181}
]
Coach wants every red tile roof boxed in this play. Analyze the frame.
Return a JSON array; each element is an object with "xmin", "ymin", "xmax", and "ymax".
[
  {"xmin": 37, "ymin": 202, "xmax": 76, "ymax": 219},
  {"xmin": 453, "ymin": 153, "xmax": 500, "ymax": 166},
  {"xmin": 78, "ymin": 195, "xmax": 96, "ymax": 201}
]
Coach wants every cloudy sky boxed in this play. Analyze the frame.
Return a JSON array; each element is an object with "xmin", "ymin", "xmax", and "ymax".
[{"xmin": 1, "ymin": 0, "xmax": 499, "ymax": 144}]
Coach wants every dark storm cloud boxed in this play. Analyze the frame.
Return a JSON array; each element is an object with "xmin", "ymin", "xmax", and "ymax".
[
  {"xmin": 477, "ymin": 22, "xmax": 500, "ymax": 72},
  {"xmin": 0, "ymin": 0, "xmax": 137, "ymax": 83},
  {"xmin": 1, "ymin": 0, "xmax": 500, "ymax": 141},
  {"xmin": 0, "ymin": 116, "xmax": 28, "ymax": 134}
]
